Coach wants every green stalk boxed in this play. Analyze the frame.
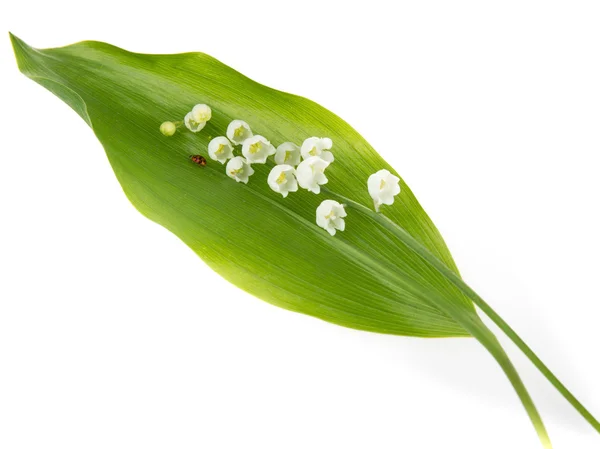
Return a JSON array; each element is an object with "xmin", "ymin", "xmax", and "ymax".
[
  {"xmin": 467, "ymin": 322, "xmax": 552, "ymax": 448},
  {"xmin": 334, "ymin": 191, "xmax": 599, "ymax": 439},
  {"xmin": 474, "ymin": 299, "xmax": 600, "ymax": 433},
  {"xmin": 405, "ymin": 279, "xmax": 553, "ymax": 447}
]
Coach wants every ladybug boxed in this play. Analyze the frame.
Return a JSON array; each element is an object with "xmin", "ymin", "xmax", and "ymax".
[{"xmin": 189, "ymin": 155, "xmax": 207, "ymax": 166}]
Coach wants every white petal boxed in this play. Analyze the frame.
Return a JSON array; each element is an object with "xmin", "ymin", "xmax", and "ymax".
[
  {"xmin": 316, "ymin": 216, "xmax": 327, "ymax": 229},
  {"xmin": 333, "ymin": 218, "xmax": 345, "ymax": 232},
  {"xmin": 245, "ymin": 164, "xmax": 255, "ymax": 180},
  {"xmin": 367, "ymin": 173, "xmax": 382, "ymax": 199},
  {"xmin": 301, "ymin": 137, "xmax": 320, "ymax": 159},
  {"xmin": 287, "ymin": 177, "xmax": 298, "ymax": 192},
  {"xmin": 380, "ymin": 192, "xmax": 395, "ymax": 205},
  {"xmin": 321, "ymin": 151, "xmax": 334, "ymax": 163}
]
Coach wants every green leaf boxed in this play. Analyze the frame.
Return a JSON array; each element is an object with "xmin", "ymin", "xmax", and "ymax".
[
  {"xmin": 10, "ymin": 34, "xmax": 473, "ymax": 338},
  {"xmin": 10, "ymin": 33, "xmax": 599, "ymax": 447}
]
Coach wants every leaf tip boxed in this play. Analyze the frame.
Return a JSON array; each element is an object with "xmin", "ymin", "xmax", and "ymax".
[
  {"xmin": 9, "ymin": 33, "xmax": 37, "ymax": 75},
  {"xmin": 9, "ymin": 32, "xmax": 27, "ymax": 53}
]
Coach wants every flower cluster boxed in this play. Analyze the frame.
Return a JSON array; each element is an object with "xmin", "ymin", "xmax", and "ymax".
[
  {"xmin": 160, "ymin": 105, "xmax": 401, "ymax": 236},
  {"xmin": 208, "ymin": 119, "xmax": 343, "ymax": 234},
  {"xmin": 209, "ymin": 121, "xmax": 333, "ymax": 197}
]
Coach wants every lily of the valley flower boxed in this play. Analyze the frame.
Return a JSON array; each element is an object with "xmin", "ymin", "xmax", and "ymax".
[
  {"xmin": 190, "ymin": 104, "xmax": 212, "ymax": 123},
  {"xmin": 160, "ymin": 121, "xmax": 177, "ymax": 136},
  {"xmin": 184, "ymin": 112, "xmax": 206, "ymax": 132},
  {"xmin": 274, "ymin": 142, "xmax": 301, "ymax": 166},
  {"xmin": 184, "ymin": 104, "xmax": 212, "ymax": 132},
  {"xmin": 267, "ymin": 165, "xmax": 298, "ymax": 198},
  {"xmin": 226, "ymin": 156, "xmax": 254, "ymax": 184},
  {"xmin": 301, "ymin": 137, "xmax": 334, "ymax": 162},
  {"xmin": 296, "ymin": 156, "xmax": 330, "ymax": 194},
  {"xmin": 316, "ymin": 200, "xmax": 347, "ymax": 236},
  {"xmin": 208, "ymin": 136, "xmax": 234, "ymax": 164},
  {"xmin": 227, "ymin": 120, "xmax": 253, "ymax": 145},
  {"xmin": 367, "ymin": 169, "xmax": 401, "ymax": 211},
  {"xmin": 242, "ymin": 135, "xmax": 276, "ymax": 164}
]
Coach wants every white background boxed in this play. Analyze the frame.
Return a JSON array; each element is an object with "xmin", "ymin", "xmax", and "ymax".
[{"xmin": 1, "ymin": 1, "xmax": 599, "ymax": 448}]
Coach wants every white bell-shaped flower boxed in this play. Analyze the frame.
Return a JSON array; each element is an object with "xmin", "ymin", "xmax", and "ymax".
[
  {"xmin": 301, "ymin": 137, "xmax": 334, "ymax": 162},
  {"xmin": 241, "ymin": 135, "xmax": 276, "ymax": 164},
  {"xmin": 316, "ymin": 200, "xmax": 347, "ymax": 236},
  {"xmin": 227, "ymin": 120, "xmax": 253, "ymax": 145},
  {"xmin": 274, "ymin": 142, "xmax": 301, "ymax": 166},
  {"xmin": 184, "ymin": 111, "xmax": 206, "ymax": 133},
  {"xmin": 226, "ymin": 156, "xmax": 255, "ymax": 184},
  {"xmin": 208, "ymin": 137, "xmax": 234, "ymax": 164},
  {"xmin": 190, "ymin": 104, "xmax": 212, "ymax": 123},
  {"xmin": 267, "ymin": 165, "xmax": 298, "ymax": 198},
  {"xmin": 367, "ymin": 169, "xmax": 401, "ymax": 211},
  {"xmin": 296, "ymin": 156, "xmax": 330, "ymax": 194}
]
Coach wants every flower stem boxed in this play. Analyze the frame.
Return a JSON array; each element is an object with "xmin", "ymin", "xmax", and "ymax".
[
  {"xmin": 370, "ymin": 206, "xmax": 600, "ymax": 433},
  {"xmin": 329, "ymin": 190, "xmax": 599, "ymax": 443}
]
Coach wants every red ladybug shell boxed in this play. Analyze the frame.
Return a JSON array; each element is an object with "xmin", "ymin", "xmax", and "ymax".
[{"xmin": 190, "ymin": 155, "xmax": 207, "ymax": 166}]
